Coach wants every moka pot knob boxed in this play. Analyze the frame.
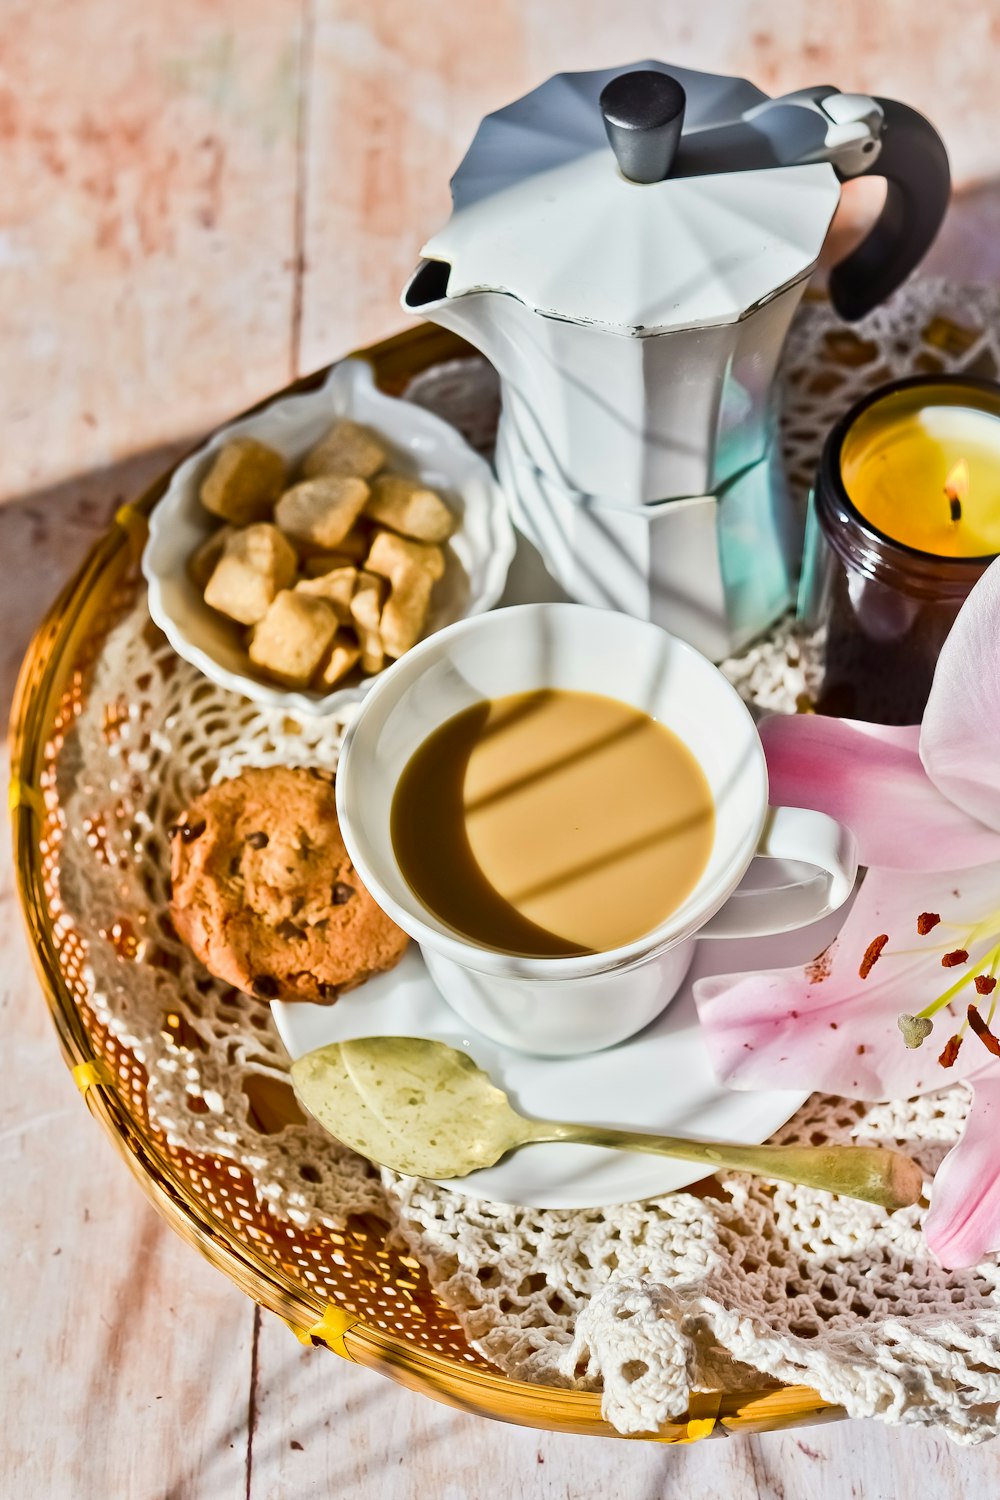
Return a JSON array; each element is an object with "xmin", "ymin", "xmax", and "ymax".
[{"xmin": 599, "ymin": 70, "xmax": 687, "ymax": 183}]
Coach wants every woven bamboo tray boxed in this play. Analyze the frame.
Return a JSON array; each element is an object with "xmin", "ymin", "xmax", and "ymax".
[{"xmin": 9, "ymin": 323, "xmax": 845, "ymax": 1443}]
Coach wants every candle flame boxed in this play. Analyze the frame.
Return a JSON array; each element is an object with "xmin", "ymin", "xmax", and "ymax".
[{"xmin": 945, "ymin": 460, "xmax": 970, "ymax": 503}]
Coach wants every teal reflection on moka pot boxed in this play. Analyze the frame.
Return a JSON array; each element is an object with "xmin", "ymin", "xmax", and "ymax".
[{"xmin": 403, "ymin": 61, "xmax": 949, "ymax": 659}]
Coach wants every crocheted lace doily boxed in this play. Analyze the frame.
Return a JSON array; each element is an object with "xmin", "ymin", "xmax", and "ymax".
[{"xmin": 52, "ymin": 281, "xmax": 1000, "ymax": 1444}]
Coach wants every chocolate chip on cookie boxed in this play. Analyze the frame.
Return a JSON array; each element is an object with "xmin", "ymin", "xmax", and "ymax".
[
  {"xmin": 171, "ymin": 818, "xmax": 207, "ymax": 843},
  {"xmin": 169, "ymin": 766, "xmax": 407, "ymax": 1004},
  {"xmin": 250, "ymin": 974, "xmax": 281, "ymax": 999}
]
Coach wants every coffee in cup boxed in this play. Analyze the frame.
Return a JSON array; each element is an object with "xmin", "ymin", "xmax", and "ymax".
[{"xmin": 391, "ymin": 688, "xmax": 714, "ymax": 957}]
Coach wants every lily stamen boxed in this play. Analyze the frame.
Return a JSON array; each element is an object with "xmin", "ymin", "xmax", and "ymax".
[
  {"xmin": 985, "ymin": 952, "xmax": 1000, "ymax": 1030},
  {"xmin": 860, "ymin": 933, "xmax": 888, "ymax": 978},
  {"xmin": 967, "ymin": 1004, "xmax": 1000, "ymax": 1058}
]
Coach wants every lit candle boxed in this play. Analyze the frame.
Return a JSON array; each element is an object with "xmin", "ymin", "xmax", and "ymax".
[
  {"xmin": 799, "ymin": 377, "xmax": 1000, "ymax": 725},
  {"xmin": 841, "ymin": 387, "xmax": 1000, "ymax": 558}
]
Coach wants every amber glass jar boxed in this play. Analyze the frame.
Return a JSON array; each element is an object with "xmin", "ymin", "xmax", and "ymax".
[{"xmin": 799, "ymin": 377, "xmax": 998, "ymax": 724}]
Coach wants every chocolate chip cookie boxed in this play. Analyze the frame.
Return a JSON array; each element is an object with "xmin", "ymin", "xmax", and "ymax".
[{"xmin": 169, "ymin": 765, "xmax": 407, "ymax": 1003}]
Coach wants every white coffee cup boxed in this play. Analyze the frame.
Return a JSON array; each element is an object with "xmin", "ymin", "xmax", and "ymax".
[{"xmin": 336, "ymin": 604, "xmax": 857, "ymax": 1057}]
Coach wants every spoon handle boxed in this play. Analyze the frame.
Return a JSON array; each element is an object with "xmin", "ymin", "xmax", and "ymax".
[{"xmin": 527, "ymin": 1122, "xmax": 923, "ymax": 1212}]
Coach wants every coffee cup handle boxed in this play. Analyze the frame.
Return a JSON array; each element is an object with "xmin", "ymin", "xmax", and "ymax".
[{"xmin": 698, "ymin": 806, "xmax": 858, "ymax": 940}]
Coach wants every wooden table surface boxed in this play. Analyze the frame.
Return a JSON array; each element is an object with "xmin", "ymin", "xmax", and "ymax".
[{"xmin": 4, "ymin": 4, "xmax": 1000, "ymax": 1494}]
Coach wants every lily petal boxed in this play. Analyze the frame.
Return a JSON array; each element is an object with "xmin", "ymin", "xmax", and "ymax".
[
  {"xmin": 761, "ymin": 715, "xmax": 1000, "ymax": 871},
  {"xmin": 924, "ymin": 1072, "xmax": 1000, "ymax": 1268},
  {"xmin": 695, "ymin": 863, "xmax": 1000, "ymax": 1100},
  {"xmin": 922, "ymin": 556, "xmax": 1000, "ymax": 835}
]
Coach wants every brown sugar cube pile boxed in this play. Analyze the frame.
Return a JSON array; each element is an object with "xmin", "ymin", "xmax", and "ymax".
[
  {"xmin": 249, "ymin": 591, "xmax": 338, "ymax": 687},
  {"xmin": 204, "ymin": 524, "xmax": 297, "ymax": 626},
  {"xmin": 301, "ymin": 418, "xmax": 386, "ymax": 480},
  {"xmin": 365, "ymin": 474, "xmax": 457, "ymax": 544},
  {"xmin": 275, "ymin": 474, "xmax": 370, "ymax": 549},
  {"xmin": 190, "ymin": 414, "xmax": 456, "ymax": 691},
  {"xmin": 200, "ymin": 438, "xmax": 286, "ymax": 524}
]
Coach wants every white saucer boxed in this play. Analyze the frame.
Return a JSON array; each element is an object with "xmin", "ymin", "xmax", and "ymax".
[{"xmin": 272, "ymin": 893, "xmax": 847, "ymax": 1210}]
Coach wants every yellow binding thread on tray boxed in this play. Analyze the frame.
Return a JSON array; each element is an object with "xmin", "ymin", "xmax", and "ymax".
[
  {"xmin": 676, "ymin": 1391, "xmax": 722, "ymax": 1443},
  {"xmin": 288, "ymin": 1303, "xmax": 361, "ymax": 1359},
  {"xmin": 72, "ymin": 1058, "xmax": 115, "ymax": 1094},
  {"xmin": 8, "ymin": 777, "xmax": 45, "ymax": 818},
  {"xmin": 114, "ymin": 504, "xmax": 149, "ymax": 545}
]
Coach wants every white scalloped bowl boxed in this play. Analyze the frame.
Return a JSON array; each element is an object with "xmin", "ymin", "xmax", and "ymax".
[{"xmin": 142, "ymin": 359, "xmax": 515, "ymax": 718}]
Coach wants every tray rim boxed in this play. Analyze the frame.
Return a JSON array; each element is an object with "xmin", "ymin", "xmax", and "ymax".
[{"xmin": 8, "ymin": 321, "xmax": 844, "ymax": 1442}]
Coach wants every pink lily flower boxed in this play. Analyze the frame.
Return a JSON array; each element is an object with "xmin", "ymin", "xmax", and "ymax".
[{"xmin": 695, "ymin": 559, "xmax": 1000, "ymax": 1269}]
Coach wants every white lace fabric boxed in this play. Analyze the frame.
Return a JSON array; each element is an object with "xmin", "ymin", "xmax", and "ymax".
[{"xmin": 52, "ymin": 281, "xmax": 1000, "ymax": 1443}]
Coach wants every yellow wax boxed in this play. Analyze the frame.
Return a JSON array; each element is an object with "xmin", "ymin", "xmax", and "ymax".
[{"xmin": 842, "ymin": 394, "xmax": 1000, "ymax": 558}]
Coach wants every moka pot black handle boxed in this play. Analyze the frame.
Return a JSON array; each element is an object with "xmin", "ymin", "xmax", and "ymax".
[{"xmin": 829, "ymin": 97, "xmax": 950, "ymax": 322}]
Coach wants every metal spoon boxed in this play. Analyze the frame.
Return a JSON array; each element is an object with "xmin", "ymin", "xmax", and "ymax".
[{"xmin": 290, "ymin": 1036, "xmax": 923, "ymax": 1211}]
